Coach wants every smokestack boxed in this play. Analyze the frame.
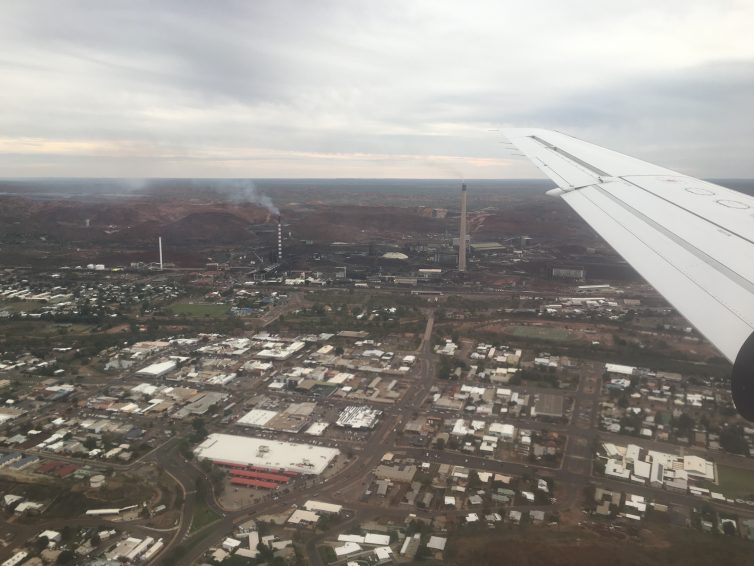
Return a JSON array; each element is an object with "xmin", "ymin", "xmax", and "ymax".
[
  {"xmin": 458, "ymin": 184, "xmax": 467, "ymax": 272},
  {"xmin": 158, "ymin": 236, "xmax": 163, "ymax": 271},
  {"xmin": 277, "ymin": 217, "xmax": 283, "ymax": 262}
]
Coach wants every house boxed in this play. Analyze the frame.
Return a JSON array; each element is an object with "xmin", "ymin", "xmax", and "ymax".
[{"xmin": 427, "ymin": 536, "xmax": 447, "ymax": 551}]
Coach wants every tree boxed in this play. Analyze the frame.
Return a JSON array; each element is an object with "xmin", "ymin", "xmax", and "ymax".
[
  {"xmin": 617, "ymin": 393, "xmax": 629, "ymax": 409},
  {"xmin": 720, "ymin": 425, "xmax": 748, "ymax": 455},
  {"xmin": 34, "ymin": 535, "xmax": 49, "ymax": 553},
  {"xmin": 177, "ymin": 437, "xmax": 194, "ymax": 460},
  {"xmin": 190, "ymin": 417, "xmax": 208, "ymax": 442},
  {"xmin": 436, "ymin": 356, "xmax": 452, "ymax": 379},
  {"xmin": 60, "ymin": 525, "xmax": 74, "ymax": 542},
  {"xmin": 415, "ymin": 545, "xmax": 432, "ymax": 560},
  {"xmin": 467, "ymin": 470, "xmax": 482, "ymax": 489},
  {"xmin": 256, "ymin": 542, "xmax": 275, "ymax": 563},
  {"xmin": 56, "ymin": 550, "xmax": 76, "ymax": 564},
  {"xmin": 675, "ymin": 413, "xmax": 695, "ymax": 437}
]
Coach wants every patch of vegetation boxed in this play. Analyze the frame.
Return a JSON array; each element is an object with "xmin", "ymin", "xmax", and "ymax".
[
  {"xmin": 317, "ymin": 545, "xmax": 337, "ymax": 564},
  {"xmin": 167, "ymin": 302, "xmax": 230, "ymax": 317},
  {"xmin": 189, "ymin": 498, "xmax": 221, "ymax": 534},
  {"xmin": 706, "ymin": 465, "xmax": 754, "ymax": 498},
  {"xmin": 509, "ymin": 325, "xmax": 573, "ymax": 341},
  {"xmin": 719, "ymin": 425, "xmax": 749, "ymax": 456}
]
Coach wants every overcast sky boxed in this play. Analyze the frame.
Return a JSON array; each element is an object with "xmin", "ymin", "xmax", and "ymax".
[{"xmin": 1, "ymin": 0, "xmax": 753, "ymax": 178}]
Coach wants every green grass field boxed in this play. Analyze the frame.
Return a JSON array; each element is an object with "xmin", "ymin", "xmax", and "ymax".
[
  {"xmin": 711, "ymin": 465, "xmax": 754, "ymax": 498},
  {"xmin": 509, "ymin": 325, "xmax": 573, "ymax": 341},
  {"xmin": 317, "ymin": 545, "xmax": 336, "ymax": 564},
  {"xmin": 0, "ymin": 300, "xmax": 45, "ymax": 314},
  {"xmin": 188, "ymin": 499, "xmax": 221, "ymax": 534},
  {"xmin": 167, "ymin": 303, "xmax": 230, "ymax": 317}
]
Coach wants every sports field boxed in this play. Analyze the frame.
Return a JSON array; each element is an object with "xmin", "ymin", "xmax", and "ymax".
[
  {"xmin": 167, "ymin": 303, "xmax": 230, "ymax": 317},
  {"xmin": 711, "ymin": 464, "xmax": 754, "ymax": 498},
  {"xmin": 509, "ymin": 325, "xmax": 573, "ymax": 341}
]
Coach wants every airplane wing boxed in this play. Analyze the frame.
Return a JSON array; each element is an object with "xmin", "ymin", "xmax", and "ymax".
[{"xmin": 503, "ymin": 128, "xmax": 754, "ymax": 420}]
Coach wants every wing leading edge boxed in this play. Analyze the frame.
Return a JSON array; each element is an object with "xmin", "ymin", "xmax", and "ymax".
[{"xmin": 503, "ymin": 128, "xmax": 754, "ymax": 420}]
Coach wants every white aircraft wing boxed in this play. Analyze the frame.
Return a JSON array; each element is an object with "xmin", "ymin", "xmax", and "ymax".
[{"xmin": 503, "ymin": 128, "xmax": 754, "ymax": 420}]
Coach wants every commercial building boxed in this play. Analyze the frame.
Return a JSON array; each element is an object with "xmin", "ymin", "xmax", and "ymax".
[
  {"xmin": 194, "ymin": 434, "xmax": 339, "ymax": 475},
  {"xmin": 534, "ymin": 394, "xmax": 564, "ymax": 418},
  {"xmin": 136, "ymin": 360, "xmax": 177, "ymax": 378},
  {"xmin": 303, "ymin": 500, "xmax": 342, "ymax": 514},
  {"xmin": 336, "ymin": 406, "xmax": 382, "ymax": 429},
  {"xmin": 256, "ymin": 341, "xmax": 305, "ymax": 360},
  {"xmin": 236, "ymin": 409, "xmax": 278, "ymax": 428}
]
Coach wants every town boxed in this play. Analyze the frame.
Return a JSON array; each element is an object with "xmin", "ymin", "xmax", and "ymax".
[{"xmin": 0, "ymin": 238, "xmax": 753, "ymax": 565}]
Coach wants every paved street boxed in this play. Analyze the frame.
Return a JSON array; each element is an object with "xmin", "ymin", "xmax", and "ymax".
[{"xmin": 4, "ymin": 305, "xmax": 751, "ymax": 566}]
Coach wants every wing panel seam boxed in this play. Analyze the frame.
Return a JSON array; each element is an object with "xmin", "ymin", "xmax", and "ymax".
[
  {"xmin": 529, "ymin": 135, "xmax": 609, "ymax": 177},
  {"xmin": 619, "ymin": 177, "xmax": 754, "ymax": 247},
  {"xmin": 583, "ymin": 186, "xmax": 754, "ymax": 328}
]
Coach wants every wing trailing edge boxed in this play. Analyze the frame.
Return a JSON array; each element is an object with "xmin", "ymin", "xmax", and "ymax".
[{"xmin": 503, "ymin": 128, "xmax": 754, "ymax": 420}]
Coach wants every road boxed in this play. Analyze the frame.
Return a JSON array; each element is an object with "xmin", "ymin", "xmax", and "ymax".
[
  {"xmin": 14, "ymin": 301, "xmax": 744, "ymax": 565},
  {"xmin": 154, "ymin": 310, "xmax": 437, "ymax": 564},
  {"xmin": 153, "ymin": 306, "xmax": 754, "ymax": 564}
]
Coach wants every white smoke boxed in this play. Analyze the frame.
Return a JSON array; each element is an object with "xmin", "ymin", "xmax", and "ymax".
[{"xmin": 206, "ymin": 179, "xmax": 279, "ymax": 215}]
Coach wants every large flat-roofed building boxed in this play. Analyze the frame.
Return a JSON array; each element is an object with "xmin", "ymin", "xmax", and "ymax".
[
  {"xmin": 304, "ymin": 500, "xmax": 342, "ymax": 514},
  {"xmin": 255, "ymin": 341, "xmax": 306, "ymax": 360},
  {"xmin": 173, "ymin": 391, "xmax": 227, "ymax": 419},
  {"xmin": 194, "ymin": 433, "xmax": 339, "ymax": 475},
  {"xmin": 236, "ymin": 409, "xmax": 278, "ymax": 428},
  {"xmin": 336, "ymin": 406, "xmax": 382, "ymax": 429},
  {"xmin": 552, "ymin": 266, "xmax": 585, "ymax": 281},
  {"xmin": 373, "ymin": 464, "xmax": 417, "ymax": 483},
  {"xmin": 136, "ymin": 360, "xmax": 177, "ymax": 378},
  {"xmin": 535, "ymin": 394, "xmax": 564, "ymax": 418}
]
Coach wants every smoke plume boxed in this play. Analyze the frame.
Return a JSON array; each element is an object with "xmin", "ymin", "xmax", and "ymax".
[{"xmin": 201, "ymin": 179, "xmax": 279, "ymax": 215}]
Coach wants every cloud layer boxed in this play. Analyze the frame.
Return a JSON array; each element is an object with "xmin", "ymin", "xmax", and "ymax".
[{"xmin": 1, "ymin": 0, "xmax": 752, "ymax": 178}]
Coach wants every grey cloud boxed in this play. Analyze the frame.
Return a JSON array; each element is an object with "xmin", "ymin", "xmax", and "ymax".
[
  {"xmin": 0, "ymin": 1, "xmax": 753, "ymax": 177},
  {"xmin": 509, "ymin": 60, "xmax": 754, "ymax": 176}
]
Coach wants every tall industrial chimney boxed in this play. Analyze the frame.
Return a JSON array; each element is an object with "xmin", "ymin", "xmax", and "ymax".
[
  {"xmin": 158, "ymin": 236, "xmax": 164, "ymax": 270},
  {"xmin": 277, "ymin": 218, "xmax": 283, "ymax": 262},
  {"xmin": 458, "ymin": 184, "xmax": 467, "ymax": 272}
]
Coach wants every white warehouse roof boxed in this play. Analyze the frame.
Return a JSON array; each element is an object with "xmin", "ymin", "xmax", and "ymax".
[
  {"xmin": 194, "ymin": 434, "xmax": 339, "ymax": 475},
  {"xmin": 304, "ymin": 500, "xmax": 342, "ymax": 514},
  {"xmin": 136, "ymin": 360, "xmax": 176, "ymax": 377},
  {"xmin": 236, "ymin": 409, "xmax": 278, "ymax": 428}
]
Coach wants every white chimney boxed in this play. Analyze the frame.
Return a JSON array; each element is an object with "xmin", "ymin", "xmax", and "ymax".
[{"xmin": 158, "ymin": 236, "xmax": 163, "ymax": 270}]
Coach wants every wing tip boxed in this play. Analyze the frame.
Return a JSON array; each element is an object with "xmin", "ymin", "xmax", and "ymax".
[{"xmin": 502, "ymin": 127, "xmax": 563, "ymax": 140}]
